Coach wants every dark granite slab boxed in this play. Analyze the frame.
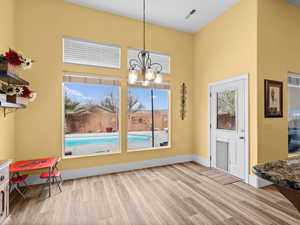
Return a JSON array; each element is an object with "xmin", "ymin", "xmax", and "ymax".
[{"xmin": 253, "ymin": 157, "xmax": 300, "ymax": 191}]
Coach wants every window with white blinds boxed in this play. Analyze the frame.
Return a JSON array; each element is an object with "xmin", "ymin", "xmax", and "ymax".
[
  {"xmin": 127, "ymin": 48, "xmax": 171, "ymax": 74},
  {"xmin": 63, "ymin": 37, "xmax": 121, "ymax": 69}
]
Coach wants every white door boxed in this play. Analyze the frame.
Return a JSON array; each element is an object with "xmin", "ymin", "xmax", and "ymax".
[{"xmin": 210, "ymin": 78, "xmax": 246, "ymax": 180}]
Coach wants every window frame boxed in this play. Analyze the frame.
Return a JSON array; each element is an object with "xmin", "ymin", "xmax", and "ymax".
[
  {"xmin": 126, "ymin": 86, "xmax": 171, "ymax": 152},
  {"xmin": 288, "ymin": 72, "xmax": 300, "ymax": 157},
  {"xmin": 61, "ymin": 75, "xmax": 122, "ymax": 159}
]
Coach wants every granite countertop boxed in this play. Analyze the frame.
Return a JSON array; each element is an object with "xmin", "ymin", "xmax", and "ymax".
[{"xmin": 253, "ymin": 157, "xmax": 300, "ymax": 191}]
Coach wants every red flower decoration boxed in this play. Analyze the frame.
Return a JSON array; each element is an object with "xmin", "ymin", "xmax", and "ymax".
[
  {"xmin": 20, "ymin": 86, "xmax": 32, "ymax": 98},
  {"xmin": 4, "ymin": 50, "xmax": 22, "ymax": 66}
]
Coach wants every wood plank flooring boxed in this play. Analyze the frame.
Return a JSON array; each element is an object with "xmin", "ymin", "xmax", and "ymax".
[{"xmin": 5, "ymin": 162, "xmax": 300, "ymax": 225}]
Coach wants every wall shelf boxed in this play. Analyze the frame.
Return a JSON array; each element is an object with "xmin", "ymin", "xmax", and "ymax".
[
  {"xmin": 0, "ymin": 101, "xmax": 26, "ymax": 117},
  {"xmin": 0, "ymin": 71, "xmax": 29, "ymax": 85},
  {"xmin": 0, "ymin": 101, "xmax": 26, "ymax": 109}
]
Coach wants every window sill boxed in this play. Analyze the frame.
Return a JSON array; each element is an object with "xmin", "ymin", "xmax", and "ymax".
[
  {"xmin": 288, "ymin": 153, "xmax": 300, "ymax": 158},
  {"xmin": 127, "ymin": 146, "xmax": 171, "ymax": 153},
  {"xmin": 62, "ymin": 151, "xmax": 122, "ymax": 160}
]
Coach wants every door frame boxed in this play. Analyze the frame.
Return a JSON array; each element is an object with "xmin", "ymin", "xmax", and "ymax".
[{"xmin": 208, "ymin": 74, "xmax": 249, "ymax": 184}]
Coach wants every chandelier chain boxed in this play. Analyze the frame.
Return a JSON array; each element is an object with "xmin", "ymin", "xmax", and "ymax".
[{"xmin": 128, "ymin": 0, "xmax": 163, "ymax": 85}]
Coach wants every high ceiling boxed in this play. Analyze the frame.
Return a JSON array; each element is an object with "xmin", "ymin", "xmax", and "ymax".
[{"xmin": 64, "ymin": 0, "xmax": 240, "ymax": 33}]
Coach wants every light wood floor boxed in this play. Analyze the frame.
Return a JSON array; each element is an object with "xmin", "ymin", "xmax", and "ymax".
[{"xmin": 6, "ymin": 162, "xmax": 300, "ymax": 225}]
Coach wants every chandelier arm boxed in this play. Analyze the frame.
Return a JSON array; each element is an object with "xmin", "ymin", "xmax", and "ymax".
[
  {"xmin": 129, "ymin": 59, "xmax": 140, "ymax": 69},
  {"xmin": 150, "ymin": 63, "xmax": 163, "ymax": 73},
  {"xmin": 135, "ymin": 64, "xmax": 145, "ymax": 70},
  {"xmin": 129, "ymin": 60, "xmax": 144, "ymax": 71}
]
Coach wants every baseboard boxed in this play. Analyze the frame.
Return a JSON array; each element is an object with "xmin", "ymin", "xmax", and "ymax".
[
  {"xmin": 23, "ymin": 154, "xmax": 268, "ymax": 189},
  {"xmin": 248, "ymin": 175, "xmax": 272, "ymax": 188},
  {"xmin": 25, "ymin": 154, "xmax": 195, "ymax": 185},
  {"xmin": 192, "ymin": 155, "xmax": 210, "ymax": 167},
  {"xmin": 62, "ymin": 154, "xmax": 194, "ymax": 180}
]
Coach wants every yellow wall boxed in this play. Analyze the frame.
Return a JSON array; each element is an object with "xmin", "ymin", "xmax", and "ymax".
[
  {"xmin": 7, "ymin": 0, "xmax": 298, "ymax": 173},
  {"xmin": 0, "ymin": 0, "xmax": 16, "ymax": 159},
  {"xmin": 257, "ymin": 0, "xmax": 300, "ymax": 163},
  {"xmin": 193, "ymin": 0, "xmax": 300, "ymax": 169},
  {"xmin": 193, "ymin": 0, "xmax": 259, "ymax": 169},
  {"xmin": 14, "ymin": 0, "xmax": 194, "ymax": 170}
]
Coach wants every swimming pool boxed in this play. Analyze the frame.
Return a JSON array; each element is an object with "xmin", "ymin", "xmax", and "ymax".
[{"xmin": 65, "ymin": 135, "xmax": 151, "ymax": 147}]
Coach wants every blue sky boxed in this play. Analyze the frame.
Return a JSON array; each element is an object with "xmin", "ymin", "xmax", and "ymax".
[
  {"xmin": 64, "ymin": 83, "xmax": 168, "ymax": 110},
  {"xmin": 128, "ymin": 88, "xmax": 168, "ymax": 110}
]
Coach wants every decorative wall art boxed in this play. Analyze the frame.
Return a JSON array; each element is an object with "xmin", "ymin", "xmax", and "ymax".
[
  {"xmin": 264, "ymin": 80, "xmax": 283, "ymax": 118},
  {"xmin": 180, "ymin": 83, "xmax": 187, "ymax": 120}
]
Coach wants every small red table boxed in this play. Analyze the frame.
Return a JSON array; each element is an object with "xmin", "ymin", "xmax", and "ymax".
[{"xmin": 9, "ymin": 157, "xmax": 58, "ymax": 197}]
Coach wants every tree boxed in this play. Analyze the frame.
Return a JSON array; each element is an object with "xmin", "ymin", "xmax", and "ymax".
[
  {"xmin": 65, "ymin": 96, "xmax": 86, "ymax": 114},
  {"xmin": 100, "ymin": 92, "xmax": 144, "ymax": 114},
  {"xmin": 64, "ymin": 96, "xmax": 87, "ymax": 133},
  {"xmin": 128, "ymin": 95, "xmax": 144, "ymax": 113},
  {"xmin": 217, "ymin": 90, "xmax": 235, "ymax": 116},
  {"xmin": 100, "ymin": 92, "xmax": 118, "ymax": 113}
]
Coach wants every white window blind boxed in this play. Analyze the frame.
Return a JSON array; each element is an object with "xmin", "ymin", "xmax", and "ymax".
[
  {"xmin": 63, "ymin": 73, "xmax": 120, "ymax": 86},
  {"xmin": 288, "ymin": 73, "xmax": 300, "ymax": 88},
  {"xmin": 63, "ymin": 37, "xmax": 121, "ymax": 69},
  {"xmin": 128, "ymin": 48, "xmax": 171, "ymax": 74}
]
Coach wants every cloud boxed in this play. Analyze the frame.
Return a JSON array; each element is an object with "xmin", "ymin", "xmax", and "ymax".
[{"xmin": 65, "ymin": 86, "xmax": 95, "ymax": 103}]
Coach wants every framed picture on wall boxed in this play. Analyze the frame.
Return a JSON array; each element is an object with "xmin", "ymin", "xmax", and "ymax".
[{"xmin": 264, "ymin": 79, "xmax": 283, "ymax": 118}]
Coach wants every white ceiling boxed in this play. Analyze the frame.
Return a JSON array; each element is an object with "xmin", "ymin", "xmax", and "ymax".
[{"xmin": 64, "ymin": 0, "xmax": 240, "ymax": 33}]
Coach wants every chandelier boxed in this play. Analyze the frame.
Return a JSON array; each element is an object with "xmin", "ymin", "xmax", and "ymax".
[{"xmin": 128, "ymin": 0, "xmax": 163, "ymax": 86}]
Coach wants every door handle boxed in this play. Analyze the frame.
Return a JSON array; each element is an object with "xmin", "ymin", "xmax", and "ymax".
[{"xmin": 239, "ymin": 137, "xmax": 245, "ymax": 140}]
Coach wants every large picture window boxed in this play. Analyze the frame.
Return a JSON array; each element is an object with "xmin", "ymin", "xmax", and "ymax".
[
  {"xmin": 63, "ymin": 74, "xmax": 120, "ymax": 157},
  {"xmin": 288, "ymin": 73, "xmax": 300, "ymax": 154},
  {"xmin": 127, "ymin": 83, "xmax": 170, "ymax": 151}
]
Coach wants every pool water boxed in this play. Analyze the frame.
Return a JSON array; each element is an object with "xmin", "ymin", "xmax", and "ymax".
[{"xmin": 65, "ymin": 135, "xmax": 151, "ymax": 147}]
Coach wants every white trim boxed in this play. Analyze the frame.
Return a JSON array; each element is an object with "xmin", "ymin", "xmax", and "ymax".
[
  {"xmin": 248, "ymin": 175, "xmax": 272, "ymax": 188},
  {"xmin": 24, "ymin": 155, "xmax": 195, "ymax": 185},
  {"xmin": 208, "ymin": 74, "xmax": 249, "ymax": 184},
  {"xmin": 208, "ymin": 74, "xmax": 249, "ymax": 87},
  {"xmin": 22, "ymin": 154, "xmax": 269, "ymax": 188},
  {"xmin": 126, "ymin": 87, "xmax": 172, "ymax": 152},
  {"xmin": 127, "ymin": 146, "xmax": 170, "ymax": 153},
  {"xmin": 192, "ymin": 155, "xmax": 210, "ymax": 167},
  {"xmin": 61, "ymin": 80, "xmax": 122, "ymax": 159}
]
